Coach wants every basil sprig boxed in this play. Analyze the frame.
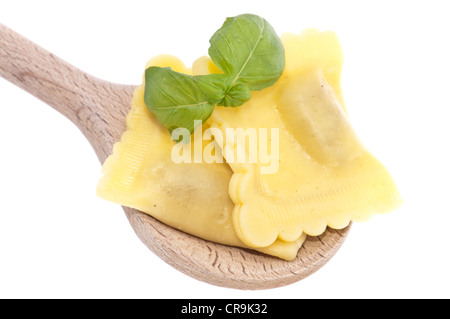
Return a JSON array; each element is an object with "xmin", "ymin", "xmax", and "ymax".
[{"xmin": 144, "ymin": 14, "xmax": 285, "ymax": 138}]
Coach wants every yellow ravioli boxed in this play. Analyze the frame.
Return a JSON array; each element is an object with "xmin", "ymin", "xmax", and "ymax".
[
  {"xmin": 97, "ymin": 55, "xmax": 306, "ymax": 261},
  {"xmin": 199, "ymin": 30, "xmax": 402, "ymax": 248}
]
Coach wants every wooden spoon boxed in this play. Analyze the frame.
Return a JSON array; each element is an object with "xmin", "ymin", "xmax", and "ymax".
[{"xmin": 0, "ymin": 24, "xmax": 350, "ymax": 290}]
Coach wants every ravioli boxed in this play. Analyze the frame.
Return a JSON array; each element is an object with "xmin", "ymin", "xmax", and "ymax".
[
  {"xmin": 199, "ymin": 29, "xmax": 402, "ymax": 248},
  {"xmin": 97, "ymin": 29, "xmax": 401, "ymax": 259}
]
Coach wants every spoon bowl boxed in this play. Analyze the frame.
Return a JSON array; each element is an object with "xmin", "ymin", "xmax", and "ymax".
[{"xmin": 0, "ymin": 24, "xmax": 350, "ymax": 289}]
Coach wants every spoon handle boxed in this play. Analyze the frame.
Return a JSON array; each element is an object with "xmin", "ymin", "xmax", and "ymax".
[{"xmin": 0, "ymin": 24, "xmax": 134, "ymax": 161}]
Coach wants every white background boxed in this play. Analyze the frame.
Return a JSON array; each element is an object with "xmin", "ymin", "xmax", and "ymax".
[{"xmin": 1, "ymin": 0, "xmax": 449, "ymax": 299}]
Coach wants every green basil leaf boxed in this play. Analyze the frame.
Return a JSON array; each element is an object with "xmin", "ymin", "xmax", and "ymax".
[
  {"xmin": 208, "ymin": 14, "xmax": 285, "ymax": 91},
  {"xmin": 218, "ymin": 82, "xmax": 252, "ymax": 107},
  {"xmin": 194, "ymin": 73, "xmax": 230, "ymax": 105},
  {"xmin": 144, "ymin": 67, "xmax": 214, "ymax": 136},
  {"xmin": 195, "ymin": 74, "xmax": 251, "ymax": 107}
]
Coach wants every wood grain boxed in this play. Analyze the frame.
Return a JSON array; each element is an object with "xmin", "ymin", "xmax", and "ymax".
[{"xmin": 0, "ymin": 24, "xmax": 350, "ymax": 289}]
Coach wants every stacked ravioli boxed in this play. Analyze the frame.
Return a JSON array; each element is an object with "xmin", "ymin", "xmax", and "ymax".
[{"xmin": 97, "ymin": 30, "xmax": 402, "ymax": 261}]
